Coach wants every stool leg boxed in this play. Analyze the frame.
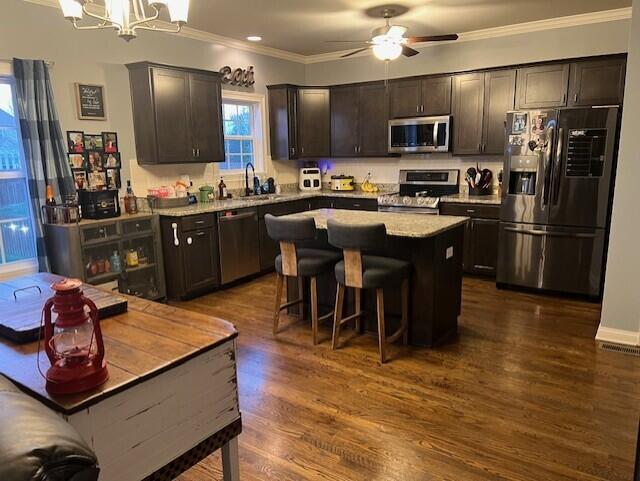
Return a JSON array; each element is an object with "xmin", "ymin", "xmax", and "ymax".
[
  {"xmin": 401, "ymin": 278, "xmax": 409, "ymax": 345},
  {"xmin": 376, "ymin": 288, "xmax": 387, "ymax": 364},
  {"xmin": 297, "ymin": 276, "xmax": 305, "ymax": 319},
  {"xmin": 310, "ymin": 276, "xmax": 319, "ymax": 345},
  {"xmin": 332, "ymin": 284, "xmax": 345, "ymax": 350},
  {"xmin": 273, "ymin": 273, "xmax": 284, "ymax": 336},
  {"xmin": 355, "ymin": 287, "xmax": 362, "ymax": 334}
]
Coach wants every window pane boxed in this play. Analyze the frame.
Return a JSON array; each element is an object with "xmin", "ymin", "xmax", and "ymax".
[
  {"xmin": 225, "ymin": 139, "xmax": 241, "ymax": 154},
  {"xmin": 0, "ymin": 84, "xmax": 21, "ymax": 172},
  {"xmin": 222, "ymin": 102, "xmax": 251, "ymax": 136},
  {"xmin": 0, "ymin": 178, "xmax": 36, "ymax": 264},
  {"xmin": 241, "ymin": 140, "xmax": 253, "ymax": 154},
  {"xmin": 226, "ymin": 154, "xmax": 243, "ymax": 170}
]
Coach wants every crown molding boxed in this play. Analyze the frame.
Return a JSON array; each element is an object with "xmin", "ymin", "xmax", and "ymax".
[{"xmin": 24, "ymin": 1, "xmax": 632, "ymax": 65}]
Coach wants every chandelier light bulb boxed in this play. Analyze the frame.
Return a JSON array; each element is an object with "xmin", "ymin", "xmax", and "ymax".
[
  {"xmin": 58, "ymin": 0, "xmax": 83, "ymax": 20},
  {"xmin": 168, "ymin": 0, "xmax": 190, "ymax": 25},
  {"xmin": 372, "ymin": 40, "xmax": 402, "ymax": 61}
]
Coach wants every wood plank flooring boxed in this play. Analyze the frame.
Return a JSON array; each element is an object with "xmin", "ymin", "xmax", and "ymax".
[{"xmin": 173, "ymin": 274, "xmax": 640, "ymax": 481}]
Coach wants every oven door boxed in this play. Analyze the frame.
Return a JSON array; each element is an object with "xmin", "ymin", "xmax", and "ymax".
[{"xmin": 388, "ymin": 116, "xmax": 450, "ymax": 153}]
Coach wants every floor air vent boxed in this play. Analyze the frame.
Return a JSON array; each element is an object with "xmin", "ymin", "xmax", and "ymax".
[{"xmin": 599, "ymin": 342, "xmax": 640, "ymax": 357}]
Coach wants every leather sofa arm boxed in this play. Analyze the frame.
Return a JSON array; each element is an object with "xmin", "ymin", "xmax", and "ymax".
[{"xmin": 0, "ymin": 375, "xmax": 99, "ymax": 481}]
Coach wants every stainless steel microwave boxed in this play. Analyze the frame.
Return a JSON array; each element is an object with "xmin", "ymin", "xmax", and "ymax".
[{"xmin": 388, "ymin": 115, "xmax": 451, "ymax": 153}]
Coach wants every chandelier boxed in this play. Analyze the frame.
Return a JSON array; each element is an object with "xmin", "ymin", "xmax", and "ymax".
[{"xmin": 58, "ymin": 0, "xmax": 190, "ymax": 41}]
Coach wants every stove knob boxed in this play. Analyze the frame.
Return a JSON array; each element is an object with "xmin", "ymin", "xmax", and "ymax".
[
  {"xmin": 378, "ymin": 196, "xmax": 387, "ymax": 205},
  {"xmin": 416, "ymin": 196, "xmax": 426, "ymax": 205},
  {"xmin": 402, "ymin": 196, "xmax": 412, "ymax": 206}
]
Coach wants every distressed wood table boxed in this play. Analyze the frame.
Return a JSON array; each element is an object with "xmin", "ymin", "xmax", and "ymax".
[{"xmin": 0, "ymin": 273, "xmax": 241, "ymax": 481}]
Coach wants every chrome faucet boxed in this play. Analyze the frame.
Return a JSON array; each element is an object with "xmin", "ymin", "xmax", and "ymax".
[{"xmin": 245, "ymin": 162, "xmax": 255, "ymax": 196}]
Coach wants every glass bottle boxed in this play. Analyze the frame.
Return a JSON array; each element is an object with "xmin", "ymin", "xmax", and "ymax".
[
  {"xmin": 124, "ymin": 180, "xmax": 138, "ymax": 214},
  {"xmin": 45, "ymin": 184, "xmax": 57, "ymax": 224},
  {"xmin": 218, "ymin": 177, "xmax": 228, "ymax": 200}
]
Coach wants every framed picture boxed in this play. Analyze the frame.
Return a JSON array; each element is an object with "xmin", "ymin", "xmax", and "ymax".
[
  {"xmin": 68, "ymin": 153, "xmax": 87, "ymax": 170},
  {"xmin": 75, "ymin": 83, "xmax": 106, "ymax": 121},
  {"xmin": 87, "ymin": 151, "xmax": 104, "ymax": 171},
  {"xmin": 102, "ymin": 132, "xmax": 118, "ymax": 153},
  {"xmin": 84, "ymin": 133, "xmax": 103, "ymax": 151},
  {"xmin": 106, "ymin": 168, "xmax": 121, "ymax": 189},
  {"xmin": 88, "ymin": 171, "xmax": 106, "ymax": 190},
  {"xmin": 67, "ymin": 131, "xmax": 85, "ymax": 153},
  {"xmin": 73, "ymin": 171, "xmax": 87, "ymax": 191},
  {"xmin": 103, "ymin": 152, "xmax": 121, "ymax": 169}
]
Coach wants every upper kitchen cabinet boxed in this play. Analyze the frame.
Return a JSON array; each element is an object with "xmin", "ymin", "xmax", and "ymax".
[
  {"xmin": 452, "ymin": 70, "xmax": 515, "ymax": 155},
  {"xmin": 515, "ymin": 63, "xmax": 570, "ymax": 109},
  {"xmin": 267, "ymin": 85, "xmax": 298, "ymax": 160},
  {"xmin": 127, "ymin": 62, "xmax": 224, "ymax": 165},
  {"xmin": 330, "ymin": 82, "xmax": 389, "ymax": 157},
  {"xmin": 568, "ymin": 58, "xmax": 626, "ymax": 107},
  {"xmin": 389, "ymin": 75, "xmax": 452, "ymax": 118},
  {"xmin": 297, "ymin": 88, "xmax": 331, "ymax": 158}
]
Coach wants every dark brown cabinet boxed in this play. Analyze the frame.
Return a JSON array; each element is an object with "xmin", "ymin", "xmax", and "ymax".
[
  {"xmin": 267, "ymin": 85, "xmax": 298, "ymax": 160},
  {"xmin": 331, "ymin": 83, "xmax": 388, "ymax": 157},
  {"xmin": 440, "ymin": 203, "xmax": 500, "ymax": 276},
  {"xmin": 298, "ymin": 88, "xmax": 331, "ymax": 158},
  {"xmin": 453, "ymin": 70, "xmax": 515, "ymax": 155},
  {"xmin": 127, "ymin": 62, "xmax": 224, "ymax": 165},
  {"xmin": 516, "ymin": 63, "xmax": 570, "ymax": 109},
  {"xmin": 568, "ymin": 58, "xmax": 626, "ymax": 107},
  {"xmin": 389, "ymin": 76, "xmax": 451, "ymax": 118},
  {"xmin": 160, "ymin": 214, "xmax": 219, "ymax": 299}
]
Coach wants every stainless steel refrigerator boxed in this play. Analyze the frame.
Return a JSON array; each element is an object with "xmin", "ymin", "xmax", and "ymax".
[{"xmin": 497, "ymin": 107, "xmax": 619, "ymax": 297}]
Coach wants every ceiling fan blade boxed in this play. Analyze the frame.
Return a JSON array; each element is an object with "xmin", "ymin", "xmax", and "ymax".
[
  {"xmin": 402, "ymin": 45, "xmax": 420, "ymax": 57},
  {"xmin": 341, "ymin": 47, "xmax": 370, "ymax": 58},
  {"xmin": 406, "ymin": 34, "xmax": 459, "ymax": 44}
]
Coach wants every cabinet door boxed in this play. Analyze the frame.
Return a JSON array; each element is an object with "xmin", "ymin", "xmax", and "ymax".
[
  {"xmin": 568, "ymin": 59, "xmax": 626, "ymax": 107},
  {"xmin": 182, "ymin": 228, "xmax": 219, "ymax": 292},
  {"xmin": 331, "ymin": 86, "xmax": 359, "ymax": 157},
  {"xmin": 189, "ymin": 73, "xmax": 224, "ymax": 162},
  {"xmin": 333, "ymin": 198, "xmax": 378, "ymax": 211},
  {"xmin": 516, "ymin": 64, "xmax": 569, "ymax": 109},
  {"xmin": 152, "ymin": 68, "xmax": 192, "ymax": 163},
  {"xmin": 469, "ymin": 219, "xmax": 499, "ymax": 275},
  {"xmin": 482, "ymin": 70, "xmax": 516, "ymax": 155},
  {"xmin": 422, "ymin": 76, "xmax": 452, "ymax": 115},
  {"xmin": 297, "ymin": 88, "xmax": 330, "ymax": 157},
  {"xmin": 389, "ymin": 79, "xmax": 422, "ymax": 118},
  {"xmin": 452, "ymin": 73, "xmax": 485, "ymax": 155},
  {"xmin": 358, "ymin": 83, "xmax": 389, "ymax": 157},
  {"xmin": 267, "ymin": 86, "xmax": 297, "ymax": 160}
]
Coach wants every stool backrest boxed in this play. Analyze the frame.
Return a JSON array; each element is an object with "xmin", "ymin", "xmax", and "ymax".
[
  {"xmin": 265, "ymin": 214, "xmax": 317, "ymax": 277},
  {"xmin": 327, "ymin": 220, "xmax": 386, "ymax": 288}
]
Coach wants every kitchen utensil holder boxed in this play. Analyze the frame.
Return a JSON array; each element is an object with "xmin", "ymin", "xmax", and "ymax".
[{"xmin": 469, "ymin": 186, "xmax": 493, "ymax": 196}]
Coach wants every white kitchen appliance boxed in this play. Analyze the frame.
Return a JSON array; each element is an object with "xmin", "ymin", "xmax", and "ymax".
[{"xmin": 299, "ymin": 167, "xmax": 322, "ymax": 191}]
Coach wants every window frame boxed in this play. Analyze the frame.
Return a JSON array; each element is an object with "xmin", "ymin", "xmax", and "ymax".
[
  {"xmin": 219, "ymin": 90, "xmax": 267, "ymax": 177},
  {"xmin": 0, "ymin": 74, "xmax": 38, "ymax": 278}
]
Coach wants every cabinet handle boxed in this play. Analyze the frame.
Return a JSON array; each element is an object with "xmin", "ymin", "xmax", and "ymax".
[
  {"xmin": 196, "ymin": 148, "xmax": 200, "ymax": 157},
  {"xmin": 466, "ymin": 209, "xmax": 475, "ymax": 213},
  {"xmin": 196, "ymin": 231, "xmax": 206, "ymax": 236},
  {"xmin": 291, "ymin": 147, "xmax": 295, "ymax": 155},
  {"xmin": 195, "ymin": 220, "xmax": 205, "ymax": 225},
  {"xmin": 416, "ymin": 105, "xmax": 420, "ymax": 113},
  {"xmin": 301, "ymin": 146, "xmax": 305, "ymax": 154},
  {"xmin": 561, "ymin": 93, "xmax": 566, "ymax": 105},
  {"xmin": 192, "ymin": 148, "xmax": 196, "ymax": 157},
  {"xmin": 187, "ymin": 237, "xmax": 193, "ymax": 245},
  {"xmin": 171, "ymin": 222, "xmax": 179, "ymax": 246},
  {"xmin": 354, "ymin": 145, "xmax": 358, "ymax": 153},
  {"xmin": 477, "ymin": 143, "xmax": 482, "ymax": 152},
  {"xmin": 421, "ymin": 105, "xmax": 425, "ymax": 113},
  {"xmin": 573, "ymin": 93, "xmax": 578, "ymax": 102}
]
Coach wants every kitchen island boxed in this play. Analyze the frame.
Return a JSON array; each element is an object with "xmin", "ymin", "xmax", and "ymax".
[{"xmin": 281, "ymin": 209, "xmax": 468, "ymax": 347}]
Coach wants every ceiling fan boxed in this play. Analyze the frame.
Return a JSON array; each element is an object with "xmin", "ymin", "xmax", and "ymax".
[{"xmin": 328, "ymin": 9, "xmax": 458, "ymax": 60}]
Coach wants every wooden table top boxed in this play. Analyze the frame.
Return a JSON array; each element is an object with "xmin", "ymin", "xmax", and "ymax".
[{"xmin": 0, "ymin": 273, "xmax": 238, "ymax": 415}]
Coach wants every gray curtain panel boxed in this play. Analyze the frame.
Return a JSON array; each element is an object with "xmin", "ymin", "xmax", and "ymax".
[{"xmin": 12, "ymin": 58, "xmax": 74, "ymax": 272}]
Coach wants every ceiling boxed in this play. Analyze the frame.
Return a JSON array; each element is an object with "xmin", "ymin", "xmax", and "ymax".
[{"xmin": 180, "ymin": 0, "xmax": 631, "ymax": 56}]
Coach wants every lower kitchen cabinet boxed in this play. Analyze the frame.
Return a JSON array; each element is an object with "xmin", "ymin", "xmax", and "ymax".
[
  {"xmin": 160, "ymin": 214, "xmax": 219, "ymax": 299},
  {"xmin": 440, "ymin": 202, "xmax": 500, "ymax": 276},
  {"xmin": 310, "ymin": 196, "xmax": 378, "ymax": 211}
]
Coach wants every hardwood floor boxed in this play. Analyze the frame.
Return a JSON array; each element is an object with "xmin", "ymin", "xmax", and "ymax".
[{"xmin": 173, "ymin": 274, "xmax": 640, "ymax": 481}]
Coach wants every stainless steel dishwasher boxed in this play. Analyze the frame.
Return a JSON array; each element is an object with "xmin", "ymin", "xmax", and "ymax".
[{"xmin": 217, "ymin": 207, "xmax": 261, "ymax": 284}]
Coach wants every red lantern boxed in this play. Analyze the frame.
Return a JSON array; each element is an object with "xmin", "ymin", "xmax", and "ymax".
[{"xmin": 42, "ymin": 278, "xmax": 109, "ymax": 394}]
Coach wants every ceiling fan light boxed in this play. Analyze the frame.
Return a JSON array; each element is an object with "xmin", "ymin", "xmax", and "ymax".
[
  {"xmin": 167, "ymin": 0, "xmax": 189, "ymax": 24},
  {"xmin": 58, "ymin": 0, "xmax": 83, "ymax": 20},
  {"xmin": 373, "ymin": 41, "xmax": 402, "ymax": 61},
  {"xmin": 386, "ymin": 25, "xmax": 407, "ymax": 39}
]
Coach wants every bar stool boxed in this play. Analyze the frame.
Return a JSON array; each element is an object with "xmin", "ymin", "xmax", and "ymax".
[
  {"xmin": 327, "ymin": 220, "xmax": 410, "ymax": 363},
  {"xmin": 265, "ymin": 214, "xmax": 342, "ymax": 345}
]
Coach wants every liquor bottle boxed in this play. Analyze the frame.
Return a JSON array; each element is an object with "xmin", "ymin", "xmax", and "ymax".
[
  {"xmin": 218, "ymin": 177, "xmax": 227, "ymax": 200},
  {"xmin": 124, "ymin": 180, "xmax": 138, "ymax": 214},
  {"xmin": 45, "ymin": 184, "xmax": 57, "ymax": 224}
]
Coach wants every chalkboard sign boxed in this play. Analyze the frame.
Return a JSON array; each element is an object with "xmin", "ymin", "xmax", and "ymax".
[{"xmin": 75, "ymin": 83, "xmax": 106, "ymax": 120}]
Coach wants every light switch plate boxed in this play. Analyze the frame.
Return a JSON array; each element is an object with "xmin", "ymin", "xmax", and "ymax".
[{"xmin": 446, "ymin": 246, "xmax": 454, "ymax": 259}]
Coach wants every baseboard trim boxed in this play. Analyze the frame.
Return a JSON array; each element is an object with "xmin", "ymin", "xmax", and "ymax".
[{"xmin": 595, "ymin": 325, "xmax": 640, "ymax": 346}]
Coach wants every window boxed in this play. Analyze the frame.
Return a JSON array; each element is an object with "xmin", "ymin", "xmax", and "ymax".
[
  {"xmin": 220, "ymin": 92, "xmax": 266, "ymax": 173},
  {"xmin": 0, "ymin": 77, "xmax": 36, "ymax": 273}
]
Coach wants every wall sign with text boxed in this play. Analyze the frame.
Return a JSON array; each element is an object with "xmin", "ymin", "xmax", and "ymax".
[
  {"xmin": 219, "ymin": 66, "xmax": 255, "ymax": 87},
  {"xmin": 75, "ymin": 83, "xmax": 106, "ymax": 121}
]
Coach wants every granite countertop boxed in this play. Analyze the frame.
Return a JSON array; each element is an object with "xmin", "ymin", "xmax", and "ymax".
[
  {"xmin": 153, "ymin": 190, "xmax": 384, "ymax": 217},
  {"xmin": 284, "ymin": 209, "xmax": 468, "ymax": 239},
  {"xmin": 440, "ymin": 193, "xmax": 502, "ymax": 205}
]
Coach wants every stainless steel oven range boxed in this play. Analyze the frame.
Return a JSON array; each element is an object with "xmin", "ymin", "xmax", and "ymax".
[{"xmin": 377, "ymin": 169, "xmax": 459, "ymax": 214}]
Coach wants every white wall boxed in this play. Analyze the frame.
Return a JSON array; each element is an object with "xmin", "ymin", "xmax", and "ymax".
[
  {"xmin": 598, "ymin": 0, "xmax": 640, "ymax": 345},
  {"xmin": 0, "ymin": 0, "xmax": 305, "ymax": 193}
]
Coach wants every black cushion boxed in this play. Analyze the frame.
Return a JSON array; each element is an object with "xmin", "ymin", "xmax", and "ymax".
[
  {"xmin": 275, "ymin": 248, "xmax": 341, "ymax": 277},
  {"xmin": 0, "ymin": 375, "xmax": 99, "ymax": 481},
  {"xmin": 335, "ymin": 255, "xmax": 411, "ymax": 289},
  {"xmin": 327, "ymin": 219, "xmax": 386, "ymax": 251},
  {"xmin": 265, "ymin": 214, "xmax": 317, "ymax": 242}
]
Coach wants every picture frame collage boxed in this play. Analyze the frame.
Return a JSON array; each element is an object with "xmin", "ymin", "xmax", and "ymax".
[{"xmin": 67, "ymin": 131, "xmax": 121, "ymax": 192}]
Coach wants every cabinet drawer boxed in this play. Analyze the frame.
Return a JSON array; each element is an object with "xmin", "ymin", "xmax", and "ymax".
[
  {"xmin": 257, "ymin": 199, "xmax": 311, "ymax": 218},
  {"xmin": 182, "ymin": 214, "xmax": 214, "ymax": 231},
  {"xmin": 81, "ymin": 222, "xmax": 119, "ymax": 245},
  {"xmin": 440, "ymin": 203, "xmax": 500, "ymax": 219},
  {"xmin": 332, "ymin": 197, "xmax": 378, "ymax": 211},
  {"xmin": 122, "ymin": 218, "xmax": 153, "ymax": 236}
]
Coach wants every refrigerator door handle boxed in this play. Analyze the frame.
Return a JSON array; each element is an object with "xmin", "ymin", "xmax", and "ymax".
[
  {"xmin": 542, "ymin": 125, "xmax": 555, "ymax": 206},
  {"xmin": 552, "ymin": 127, "xmax": 564, "ymax": 205},
  {"xmin": 504, "ymin": 227, "xmax": 596, "ymax": 239}
]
